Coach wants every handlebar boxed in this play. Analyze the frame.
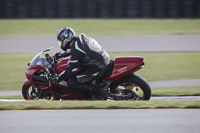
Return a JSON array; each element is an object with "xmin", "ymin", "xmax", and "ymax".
[{"xmin": 45, "ymin": 53, "xmax": 58, "ymax": 67}]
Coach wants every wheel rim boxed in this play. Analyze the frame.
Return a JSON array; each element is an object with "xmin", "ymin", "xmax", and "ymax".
[
  {"xmin": 114, "ymin": 82, "xmax": 145, "ymax": 100},
  {"xmin": 26, "ymin": 86, "xmax": 38, "ymax": 100},
  {"xmin": 25, "ymin": 86, "xmax": 56, "ymax": 100}
]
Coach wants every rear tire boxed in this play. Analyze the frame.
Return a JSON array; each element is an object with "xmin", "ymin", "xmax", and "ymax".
[{"xmin": 110, "ymin": 74, "xmax": 151, "ymax": 100}]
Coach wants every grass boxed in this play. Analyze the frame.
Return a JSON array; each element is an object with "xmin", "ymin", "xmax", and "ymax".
[
  {"xmin": 0, "ymin": 54, "xmax": 34, "ymax": 91},
  {"xmin": 152, "ymin": 86, "xmax": 200, "ymax": 96},
  {"xmin": 0, "ymin": 95, "xmax": 23, "ymax": 99},
  {"xmin": 0, "ymin": 52, "xmax": 200, "ymax": 91},
  {"xmin": 0, "ymin": 100, "xmax": 200, "ymax": 110},
  {"xmin": 0, "ymin": 19, "xmax": 200, "ymax": 36}
]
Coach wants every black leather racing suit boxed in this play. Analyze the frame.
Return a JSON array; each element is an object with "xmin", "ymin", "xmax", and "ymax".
[{"xmin": 58, "ymin": 33, "xmax": 110, "ymax": 91}]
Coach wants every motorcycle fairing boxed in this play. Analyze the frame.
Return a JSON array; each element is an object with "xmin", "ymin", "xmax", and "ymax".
[
  {"xmin": 55, "ymin": 57, "xmax": 84, "ymax": 75},
  {"xmin": 104, "ymin": 56, "xmax": 144, "ymax": 81},
  {"xmin": 25, "ymin": 65, "xmax": 45, "ymax": 82},
  {"xmin": 23, "ymin": 79, "xmax": 84, "ymax": 100}
]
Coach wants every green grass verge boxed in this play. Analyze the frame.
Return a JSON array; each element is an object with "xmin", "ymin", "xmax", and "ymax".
[
  {"xmin": 0, "ymin": 100, "xmax": 200, "ymax": 110},
  {"xmin": 0, "ymin": 19, "xmax": 200, "ymax": 36},
  {"xmin": 152, "ymin": 86, "xmax": 200, "ymax": 96},
  {"xmin": 0, "ymin": 95, "xmax": 23, "ymax": 99},
  {"xmin": 0, "ymin": 52, "xmax": 200, "ymax": 91},
  {"xmin": 0, "ymin": 54, "xmax": 34, "ymax": 91}
]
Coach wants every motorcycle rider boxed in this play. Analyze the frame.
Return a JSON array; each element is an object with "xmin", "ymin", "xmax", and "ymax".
[{"xmin": 55, "ymin": 27, "xmax": 110, "ymax": 99}]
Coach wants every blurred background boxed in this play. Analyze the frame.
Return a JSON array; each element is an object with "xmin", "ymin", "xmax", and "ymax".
[
  {"xmin": 0, "ymin": 0, "xmax": 200, "ymax": 18},
  {"xmin": 0, "ymin": 1, "xmax": 200, "ymax": 132}
]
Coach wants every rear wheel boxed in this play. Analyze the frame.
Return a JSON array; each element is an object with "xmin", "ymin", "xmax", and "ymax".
[
  {"xmin": 22, "ymin": 84, "xmax": 58, "ymax": 100},
  {"xmin": 110, "ymin": 74, "xmax": 151, "ymax": 100}
]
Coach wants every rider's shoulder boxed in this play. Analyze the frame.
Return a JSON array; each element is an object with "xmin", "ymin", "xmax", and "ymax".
[
  {"xmin": 78, "ymin": 33, "xmax": 87, "ymax": 38},
  {"xmin": 77, "ymin": 33, "xmax": 87, "ymax": 44}
]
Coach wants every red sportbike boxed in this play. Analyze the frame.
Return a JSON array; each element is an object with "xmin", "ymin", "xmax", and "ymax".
[{"xmin": 22, "ymin": 47, "xmax": 151, "ymax": 100}]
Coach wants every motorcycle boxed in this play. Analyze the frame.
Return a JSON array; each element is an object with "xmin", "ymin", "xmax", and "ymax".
[{"xmin": 22, "ymin": 47, "xmax": 151, "ymax": 100}]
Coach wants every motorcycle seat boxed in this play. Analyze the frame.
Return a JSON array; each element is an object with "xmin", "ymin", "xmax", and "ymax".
[{"xmin": 102, "ymin": 60, "xmax": 114, "ymax": 78}]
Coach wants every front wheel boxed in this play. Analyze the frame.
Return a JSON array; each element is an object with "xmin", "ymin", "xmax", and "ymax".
[
  {"xmin": 22, "ymin": 84, "xmax": 58, "ymax": 100},
  {"xmin": 110, "ymin": 74, "xmax": 151, "ymax": 100}
]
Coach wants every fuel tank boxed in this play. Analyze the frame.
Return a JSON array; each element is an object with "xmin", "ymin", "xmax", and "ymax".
[{"xmin": 55, "ymin": 57, "xmax": 84, "ymax": 74}]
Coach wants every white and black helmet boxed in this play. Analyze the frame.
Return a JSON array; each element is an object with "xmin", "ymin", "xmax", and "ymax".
[{"xmin": 57, "ymin": 27, "xmax": 76, "ymax": 51}]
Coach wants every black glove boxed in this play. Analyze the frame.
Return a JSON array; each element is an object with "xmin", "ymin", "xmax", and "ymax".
[{"xmin": 55, "ymin": 52, "xmax": 63, "ymax": 59}]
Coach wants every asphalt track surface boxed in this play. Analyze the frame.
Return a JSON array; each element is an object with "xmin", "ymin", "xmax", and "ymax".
[
  {"xmin": 0, "ymin": 35, "xmax": 200, "ymax": 53},
  {"xmin": 0, "ymin": 109, "xmax": 200, "ymax": 133}
]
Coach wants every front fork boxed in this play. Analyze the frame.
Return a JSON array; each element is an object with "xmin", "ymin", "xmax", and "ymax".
[{"xmin": 38, "ymin": 90, "xmax": 44, "ymax": 99}]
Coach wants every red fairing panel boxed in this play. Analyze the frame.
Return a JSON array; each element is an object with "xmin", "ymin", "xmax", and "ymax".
[
  {"xmin": 25, "ymin": 65, "xmax": 45, "ymax": 81},
  {"xmin": 104, "ymin": 56, "xmax": 144, "ymax": 81},
  {"xmin": 55, "ymin": 57, "xmax": 84, "ymax": 75},
  {"xmin": 24, "ymin": 79, "xmax": 32, "ymax": 86},
  {"xmin": 55, "ymin": 57, "xmax": 70, "ymax": 74}
]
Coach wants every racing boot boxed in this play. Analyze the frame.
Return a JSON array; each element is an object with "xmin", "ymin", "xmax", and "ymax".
[{"xmin": 91, "ymin": 86, "xmax": 107, "ymax": 100}]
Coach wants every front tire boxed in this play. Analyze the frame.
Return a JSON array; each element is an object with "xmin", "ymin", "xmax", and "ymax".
[
  {"xmin": 110, "ymin": 74, "xmax": 151, "ymax": 100},
  {"xmin": 22, "ymin": 84, "xmax": 38, "ymax": 100},
  {"xmin": 22, "ymin": 84, "xmax": 58, "ymax": 100}
]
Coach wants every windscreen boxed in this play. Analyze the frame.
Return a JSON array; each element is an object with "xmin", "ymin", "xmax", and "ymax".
[{"xmin": 29, "ymin": 46, "xmax": 55, "ymax": 69}]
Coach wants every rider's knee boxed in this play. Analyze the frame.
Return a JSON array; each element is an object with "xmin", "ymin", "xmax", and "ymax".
[{"xmin": 77, "ymin": 75, "xmax": 93, "ymax": 84}]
